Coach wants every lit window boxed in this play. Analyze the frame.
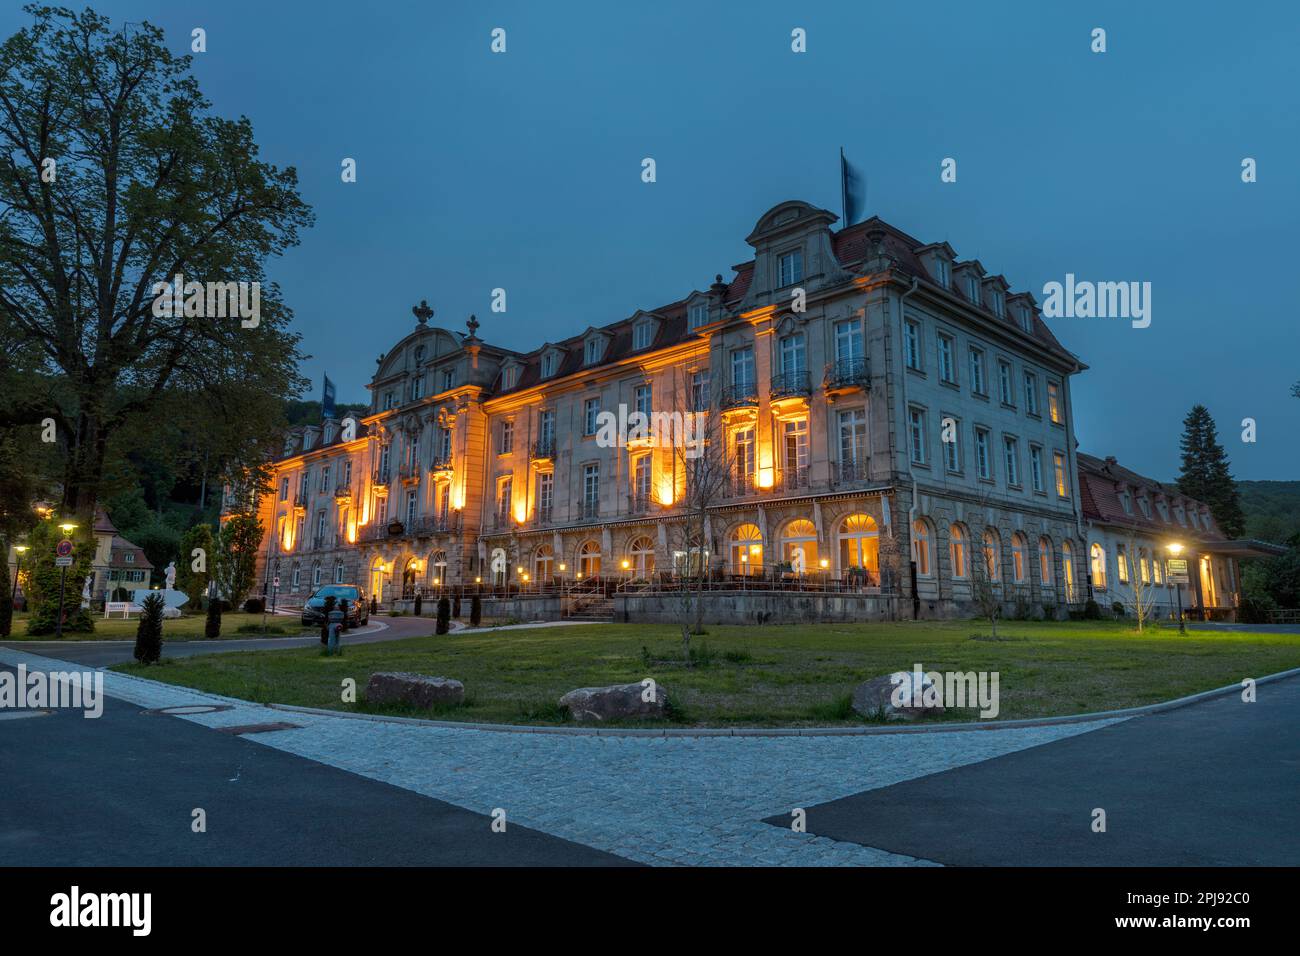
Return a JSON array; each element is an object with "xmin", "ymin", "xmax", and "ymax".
[
  {"xmin": 1091, "ymin": 543, "xmax": 1107, "ymax": 589},
  {"xmin": 949, "ymin": 525, "xmax": 967, "ymax": 579},
  {"xmin": 1048, "ymin": 381, "xmax": 1062, "ymax": 423},
  {"xmin": 1053, "ymin": 452, "xmax": 1069, "ymax": 497}
]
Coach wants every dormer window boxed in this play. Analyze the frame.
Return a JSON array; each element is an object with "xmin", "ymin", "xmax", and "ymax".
[
  {"xmin": 1157, "ymin": 500, "xmax": 1169, "ymax": 522},
  {"xmin": 991, "ymin": 290, "xmax": 1005, "ymax": 318},
  {"xmin": 688, "ymin": 302, "xmax": 709, "ymax": 330},
  {"xmin": 967, "ymin": 275, "xmax": 980, "ymax": 304},
  {"xmin": 541, "ymin": 351, "xmax": 559, "ymax": 378},
  {"xmin": 1138, "ymin": 497, "xmax": 1151, "ymax": 519},
  {"xmin": 1019, "ymin": 306, "xmax": 1033, "ymax": 333},
  {"xmin": 935, "ymin": 257, "xmax": 950, "ymax": 288},
  {"xmin": 502, "ymin": 365, "xmax": 519, "ymax": 390},
  {"xmin": 777, "ymin": 249, "xmax": 803, "ymax": 287},
  {"xmin": 1119, "ymin": 489, "xmax": 1132, "ymax": 515},
  {"xmin": 633, "ymin": 321, "xmax": 653, "ymax": 350},
  {"xmin": 1189, "ymin": 510, "xmax": 1200, "ymax": 529},
  {"xmin": 585, "ymin": 338, "xmax": 603, "ymax": 365},
  {"xmin": 1175, "ymin": 504, "xmax": 1186, "ymax": 526}
]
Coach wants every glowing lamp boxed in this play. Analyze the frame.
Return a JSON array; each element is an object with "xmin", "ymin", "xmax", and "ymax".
[
  {"xmin": 1167, "ymin": 542, "xmax": 1183, "ymax": 556},
  {"xmin": 819, "ymin": 558, "xmax": 830, "ymax": 569},
  {"xmin": 755, "ymin": 468, "xmax": 774, "ymax": 489},
  {"xmin": 621, "ymin": 559, "xmax": 630, "ymax": 570}
]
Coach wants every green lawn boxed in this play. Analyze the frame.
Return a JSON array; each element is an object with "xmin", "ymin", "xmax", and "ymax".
[
  {"xmin": 110, "ymin": 619, "xmax": 1300, "ymax": 727},
  {"xmin": 5, "ymin": 611, "xmax": 315, "ymax": 642}
]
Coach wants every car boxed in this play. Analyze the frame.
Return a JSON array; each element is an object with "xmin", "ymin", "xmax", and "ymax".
[{"xmin": 301, "ymin": 585, "xmax": 369, "ymax": 629}]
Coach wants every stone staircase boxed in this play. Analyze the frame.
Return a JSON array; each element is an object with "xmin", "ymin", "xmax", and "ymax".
[{"xmin": 565, "ymin": 597, "xmax": 616, "ymax": 622}]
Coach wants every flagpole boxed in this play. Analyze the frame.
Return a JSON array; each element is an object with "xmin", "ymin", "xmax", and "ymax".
[{"xmin": 840, "ymin": 147, "xmax": 847, "ymax": 226}]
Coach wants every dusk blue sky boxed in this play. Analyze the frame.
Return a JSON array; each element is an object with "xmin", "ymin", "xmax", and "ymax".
[{"xmin": 8, "ymin": 1, "xmax": 1298, "ymax": 479}]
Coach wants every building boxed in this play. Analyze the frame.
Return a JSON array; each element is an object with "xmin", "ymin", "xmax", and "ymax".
[
  {"xmin": 1077, "ymin": 454, "xmax": 1283, "ymax": 619},
  {"xmin": 90, "ymin": 510, "xmax": 154, "ymax": 602},
  {"xmin": 230, "ymin": 199, "xmax": 1253, "ymax": 621}
]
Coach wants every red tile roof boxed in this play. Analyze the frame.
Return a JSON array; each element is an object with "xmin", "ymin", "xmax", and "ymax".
[{"xmin": 1077, "ymin": 452, "xmax": 1224, "ymax": 543}]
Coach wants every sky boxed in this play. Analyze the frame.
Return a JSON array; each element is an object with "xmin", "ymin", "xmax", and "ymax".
[{"xmin": 6, "ymin": 0, "xmax": 1299, "ymax": 479}]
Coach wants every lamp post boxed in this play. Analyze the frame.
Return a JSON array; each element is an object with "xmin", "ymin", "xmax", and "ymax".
[
  {"xmin": 11, "ymin": 544, "xmax": 27, "ymax": 604},
  {"xmin": 54, "ymin": 522, "xmax": 77, "ymax": 638},
  {"xmin": 1168, "ymin": 542, "xmax": 1185, "ymax": 634}
]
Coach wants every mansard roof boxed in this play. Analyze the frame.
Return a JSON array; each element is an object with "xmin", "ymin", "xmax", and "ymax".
[{"xmin": 1077, "ymin": 452, "xmax": 1221, "ymax": 539}]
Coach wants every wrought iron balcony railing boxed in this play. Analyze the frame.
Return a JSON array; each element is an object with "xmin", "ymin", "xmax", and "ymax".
[
  {"xmin": 293, "ymin": 492, "xmax": 308, "ymax": 509},
  {"xmin": 531, "ymin": 439, "xmax": 556, "ymax": 461},
  {"xmin": 719, "ymin": 383, "xmax": 759, "ymax": 410},
  {"xmin": 371, "ymin": 470, "xmax": 388, "ymax": 487},
  {"xmin": 769, "ymin": 369, "xmax": 811, "ymax": 400},
  {"xmin": 825, "ymin": 356, "xmax": 870, "ymax": 391},
  {"xmin": 582, "ymin": 499, "xmax": 600, "ymax": 519},
  {"xmin": 627, "ymin": 493, "xmax": 652, "ymax": 514},
  {"xmin": 779, "ymin": 468, "xmax": 809, "ymax": 493},
  {"xmin": 835, "ymin": 457, "xmax": 870, "ymax": 486},
  {"xmin": 429, "ymin": 455, "xmax": 453, "ymax": 475}
]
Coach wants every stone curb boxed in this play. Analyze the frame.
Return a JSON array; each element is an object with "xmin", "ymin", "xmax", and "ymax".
[{"xmin": 265, "ymin": 665, "xmax": 1300, "ymax": 738}]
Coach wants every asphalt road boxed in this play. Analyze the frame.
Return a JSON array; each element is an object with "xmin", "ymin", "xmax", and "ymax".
[
  {"xmin": 773, "ymin": 674, "xmax": 1300, "ymax": 866},
  {"xmin": 0, "ymin": 664, "xmax": 633, "ymax": 867},
  {"xmin": 0, "ymin": 613, "xmax": 438, "ymax": 668}
]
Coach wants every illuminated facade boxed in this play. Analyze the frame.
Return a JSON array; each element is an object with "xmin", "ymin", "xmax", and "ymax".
[{"xmin": 237, "ymin": 200, "xmax": 1250, "ymax": 616}]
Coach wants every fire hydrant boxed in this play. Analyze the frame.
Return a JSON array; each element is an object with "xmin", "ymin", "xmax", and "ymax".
[{"xmin": 326, "ymin": 608, "xmax": 344, "ymax": 656}]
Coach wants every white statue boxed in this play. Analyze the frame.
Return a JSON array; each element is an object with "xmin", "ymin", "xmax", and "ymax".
[
  {"xmin": 81, "ymin": 574, "xmax": 93, "ymax": 608},
  {"xmin": 165, "ymin": 561, "xmax": 176, "ymax": 590}
]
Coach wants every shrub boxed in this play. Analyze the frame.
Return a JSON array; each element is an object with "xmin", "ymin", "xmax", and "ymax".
[
  {"xmin": 134, "ymin": 593, "xmax": 165, "ymax": 664},
  {"xmin": 470, "ymin": 594, "xmax": 482, "ymax": 627},
  {"xmin": 243, "ymin": 597, "xmax": 265, "ymax": 614},
  {"xmin": 414, "ymin": 592, "xmax": 423, "ymax": 616},
  {"xmin": 1239, "ymin": 594, "xmax": 1276, "ymax": 624},
  {"xmin": 436, "ymin": 596, "xmax": 451, "ymax": 634},
  {"xmin": 1083, "ymin": 599, "xmax": 1103, "ymax": 620},
  {"xmin": 453, "ymin": 594, "xmax": 462, "ymax": 618},
  {"xmin": 204, "ymin": 596, "xmax": 222, "ymax": 639},
  {"xmin": 1112, "ymin": 601, "xmax": 1126, "ymax": 617},
  {"xmin": 0, "ymin": 588, "xmax": 12, "ymax": 638}
]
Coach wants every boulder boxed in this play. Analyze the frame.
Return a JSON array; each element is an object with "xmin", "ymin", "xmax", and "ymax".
[
  {"xmin": 851, "ymin": 671, "xmax": 944, "ymax": 721},
  {"xmin": 365, "ymin": 672, "xmax": 464, "ymax": 709},
  {"xmin": 559, "ymin": 681, "xmax": 667, "ymax": 722}
]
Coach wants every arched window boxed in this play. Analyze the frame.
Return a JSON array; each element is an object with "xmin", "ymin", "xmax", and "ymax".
[
  {"xmin": 981, "ymin": 529, "xmax": 1001, "ymax": 582},
  {"xmin": 1011, "ymin": 532, "xmax": 1028, "ymax": 584},
  {"xmin": 838, "ymin": 514, "xmax": 879, "ymax": 574},
  {"xmin": 578, "ymin": 540, "xmax": 601, "ymax": 578},
  {"xmin": 1090, "ymin": 543, "xmax": 1107, "ymax": 590},
  {"xmin": 311, "ymin": 560, "xmax": 321, "ymax": 588},
  {"xmin": 730, "ymin": 523, "xmax": 763, "ymax": 575},
  {"xmin": 1062, "ymin": 540, "xmax": 1076, "ymax": 602},
  {"xmin": 369, "ymin": 556, "xmax": 385, "ymax": 602},
  {"xmin": 949, "ymin": 524, "xmax": 968, "ymax": 579},
  {"xmin": 428, "ymin": 549, "xmax": 448, "ymax": 587},
  {"xmin": 292, "ymin": 561, "xmax": 301, "ymax": 590},
  {"xmin": 334, "ymin": 561, "xmax": 344, "ymax": 585},
  {"xmin": 912, "ymin": 519, "xmax": 933, "ymax": 577},
  {"xmin": 628, "ymin": 536, "xmax": 655, "ymax": 577},
  {"xmin": 1039, "ymin": 536, "xmax": 1054, "ymax": 587},
  {"xmin": 781, "ymin": 519, "xmax": 818, "ymax": 573},
  {"xmin": 1139, "ymin": 547, "xmax": 1150, "ymax": 584},
  {"xmin": 534, "ymin": 544, "xmax": 554, "ymax": 582},
  {"xmin": 1116, "ymin": 545, "xmax": 1130, "ymax": 584}
]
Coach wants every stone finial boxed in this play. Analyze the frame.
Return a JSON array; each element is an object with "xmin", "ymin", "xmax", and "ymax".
[
  {"xmin": 465, "ymin": 314, "xmax": 480, "ymax": 340},
  {"xmin": 710, "ymin": 273, "xmax": 729, "ymax": 298},
  {"xmin": 413, "ymin": 299, "xmax": 434, "ymax": 325}
]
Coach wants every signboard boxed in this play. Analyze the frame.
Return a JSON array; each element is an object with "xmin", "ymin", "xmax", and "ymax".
[
  {"xmin": 54, "ymin": 556, "xmax": 73, "ymax": 567},
  {"xmin": 1167, "ymin": 558, "xmax": 1190, "ymax": 585},
  {"xmin": 55, "ymin": 539, "xmax": 73, "ymax": 557},
  {"xmin": 273, "ymin": 576, "xmax": 280, "ymax": 589}
]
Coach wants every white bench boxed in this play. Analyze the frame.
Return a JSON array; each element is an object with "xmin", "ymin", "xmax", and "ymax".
[{"xmin": 104, "ymin": 601, "xmax": 141, "ymax": 619}]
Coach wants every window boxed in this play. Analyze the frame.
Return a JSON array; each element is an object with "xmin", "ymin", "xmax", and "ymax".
[
  {"xmin": 777, "ymin": 249, "xmax": 803, "ymax": 287},
  {"xmin": 634, "ymin": 384, "xmax": 652, "ymax": 417},
  {"xmin": 731, "ymin": 523, "xmax": 765, "ymax": 576},
  {"xmin": 441, "ymin": 368, "xmax": 456, "ymax": 392},
  {"xmin": 334, "ymin": 562, "xmax": 344, "ymax": 585},
  {"xmin": 975, "ymin": 428, "xmax": 991, "ymax": 480},
  {"xmin": 949, "ymin": 525, "xmax": 968, "ymax": 579},
  {"xmin": 125, "ymin": 552, "xmax": 135, "ymax": 564},
  {"xmin": 913, "ymin": 520, "xmax": 932, "ymax": 576},
  {"xmin": 342, "ymin": 460, "xmax": 352, "ymax": 486},
  {"xmin": 934, "ymin": 257, "xmax": 950, "ymax": 288},
  {"xmin": 967, "ymin": 275, "xmax": 980, "ymax": 304},
  {"xmin": 1047, "ymin": 381, "xmax": 1062, "ymax": 423},
  {"xmin": 837, "ymin": 514, "xmax": 879, "ymax": 574},
  {"xmin": 998, "ymin": 360, "xmax": 1014, "ymax": 405},
  {"xmin": 633, "ymin": 321, "xmax": 653, "ymax": 350},
  {"xmin": 937, "ymin": 334, "xmax": 956, "ymax": 383},
  {"xmin": 781, "ymin": 519, "xmax": 818, "ymax": 571},
  {"xmin": 292, "ymin": 564, "xmax": 301, "ymax": 589},
  {"xmin": 584, "ymin": 397, "xmax": 600, "ymax": 435},
  {"xmin": 1039, "ymin": 537, "xmax": 1054, "ymax": 587},
  {"xmin": 1003, "ymin": 436, "xmax": 1020, "ymax": 486},
  {"xmin": 834, "ymin": 319, "xmax": 863, "ymax": 362},
  {"xmin": 499, "ymin": 420, "xmax": 513, "ymax": 455},
  {"xmin": 383, "ymin": 391, "xmax": 395, "ymax": 410},
  {"xmin": 1024, "ymin": 371, "xmax": 1040, "ymax": 416},
  {"xmin": 1119, "ymin": 489, "xmax": 1132, "ymax": 515},
  {"xmin": 534, "ymin": 544, "xmax": 555, "ymax": 582},
  {"xmin": 908, "ymin": 407, "xmax": 928, "ymax": 465},
  {"xmin": 1030, "ymin": 445, "xmax": 1045, "ymax": 493},
  {"xmin": 1053, "ymin": 452, "xmax": 1069, "ymax": 497},
  {"xmin": 730, "ymin": 347, "xmax": 754, "ymax": 388},
  {"xmin": 1117, "ymin": 545, "xmax": 1130, "ymax": 584},
  {"xmin": 1011, "ymin": 533, "xmax": 1028, "ymax": 584},
  {"xmin": 943, "ymin": 418, "xmax": 961, "ymax": 473},
  {"xmin": 688, "ymin": 302, "xmax": 708, "ymax": 330},
  {"xmin": 501, "ymin": 366, "xmax": 518, "ymax": 390},
  {"xmin": 1090, "ymin": 543, "xmax": 1108, "ymax": 590},
  {"xmin": 438, "ymin": 427, "xmax": 452, "ymax": 461},
  {"xmin": 779, "ymin": 333, "xmax": 806, "ymax": 374},
  {"xmin": 784, "ymin": 418, "xmax": 809, "ymax": 479},
  {"xmin": 538, "ymin": 411, "xmax": 554, "ymax": 449},
  {"xmin": 733, "ymin": 427, "xmax": 755, "ymax": 479},
  {"xmin": 982, "ymin": 530, "xmax": 1000, "ymax": 581},
  {"xmin": 1138, "ymin": 497, "xmax": 1151, "ymax": 519},
  {"xmin": 1189, "ymin": 510, "xmax": 1200, "ymax": 530},
  {"xmin": 1139, "ymin": 548, "xmax": 1151, "ymax": 584},
  {"xmin": 541, "ymin": 352, "xmax": 556, "ymax": 378},
  {"xmin": 378, "ymin": 445, "xmax": 390, "ymax": 477},
  {"xmin": 537, "ymin": 472, "xmax": 553, "ymax": 520},
  {"xmin": 585, "ymin": 338, "xmax": 603, "ymax": 365},
  {"xmin": 1157, "ymin": 500, "xmax": 1169, "ymax": 522},
  {"xmin": 904, "ymin": 320, "xmax": 922, "ymax": 371},
  {"xmin": 496, "ymin": 477, "xmax": 512, "ymax": 521},
  {"xmin": 312, "ymin": 562, "xmax": 322, "ymax": 588},
  {"xmin": 630, "ymin": 537, "xmax": 656, "ymax": 577},
  {"xmin": 280, "ymin": 477, "xmax": 289, "ymax": 501},
  {"xmin": 632, "ymin": 454, "xmax": 651, "ymax": 503},
  {"xmin": 316, "ymin": 509, "xmax": 327, "ymax": 543},
  {"xmin": 839, "ymin": 409, "xmax": 867, "ymax": 469},
  {"xmin": 991, "ymin": 290, "xmax": 1005, "ymax": 318},
  {"xmin": 411, "ymin": 375, "xmax": 425, "ymax": 401},
  {"xmin": 582, "ymin": 464, "xmax": 600, "ymax": 514},
  {"xmin": 404, "ymin": 490, "xmax": 416, "ymax": 527},
  {"xmin": 690, "ymin": 369, "xmax": 710, "ymax": 411},
  {"xmin": 1062, "ymin": 540, "xmax": 1076, "ymax": 602},
  {"xmin": 320, "ymin": 464, "xmax": 331, "ymax": 493},
  {"xmin": 578, "ymin": 539, "xmax": 601, "ymax": 577},
  {"xmin": 1019, "ymin": 305, "xmax": 1033, "ymax": 333},
  {"xmin": 969, "ymin": 347, "xmax": 986, "ymax": 395}
]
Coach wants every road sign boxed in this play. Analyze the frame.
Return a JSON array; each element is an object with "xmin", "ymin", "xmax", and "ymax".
[
  {"xmin": 1167, "ymin": 558, "xmax": 1190, "ymax": 585},
  {"xmin": 55, "ymin": 539, "xmax": 73, "ymax": 557},
  {"xmin": 273, "ymin": 576, "xmax": 280, "ymax": 588},
  {"xmin": 54, "ymin": 556, "xmax": 73, "ymax": 567}
]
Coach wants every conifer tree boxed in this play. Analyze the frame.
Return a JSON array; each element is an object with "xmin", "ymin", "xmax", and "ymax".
[{"xmin": 1177, "ymin": 405, "xmax": 1244, "ymax": 538}]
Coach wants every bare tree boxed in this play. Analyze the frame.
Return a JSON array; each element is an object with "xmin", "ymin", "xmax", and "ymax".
[
  {"xmin": 1123, "ymin": 534, "xmax": 1157, "ymax": 632},
  {"xmin": 970, "ymin": 525, "xmax": 1002, "ymax": 639}
]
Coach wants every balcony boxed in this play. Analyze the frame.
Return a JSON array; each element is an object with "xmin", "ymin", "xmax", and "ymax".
[
  {"xmin": 310, "ymin": 534, "xmax": 335, "ymax": 551},
  {"xmin": 398, "ymin": 463, "xmax": 420, "ymax": 485},
  {"xmin": 726, "ymin": 468, "xmax": 756, "ymax": 498},
  {"xmin": 719, "ymin": 383, "xmax": 759, "ymax": 419},
  {"xmin": 779, "ymin": 468, "xmax": 809, "ymax": 494},
  {"xmin": 581, "ymin": 499, "xmax": 600, "ymax": 520},
  {"xmin": 769, "ymin": 369, "xmax": 811, "ymax": 412},
  {"xmin": 371, "ymin": 470, "xmax": 388, "ymax": 489},
  {"xmin": 824, "ymin": 357, "xmax": 870, "ymax": 395},
  {"xmin": 411, "ymin": 512, "xmax": 461, "ymax": 536},
  {"xmin": 530, "ymin": 439, "xmax": 556, "ymax": 462},
  {"xmin": 293, "ymin": 492, "xmax": 308, "ymax": 510},
  {"xmin": 530, "ymin": 506, "xmax": 553, "ymax": 529},
  {"xmin": 835, "ymin": 457, "xmax": 871, "ymax": 486},
  {"xmin": 627, "ymin": 493, "xmax": 652, "ymax": 515},
  {"xmin": 333, "ymin": 483, "xmax": 352, "ymax": 501},
  {"xmin": 429, "ymin": 455, "xmax": 453, "ymax": 477}
]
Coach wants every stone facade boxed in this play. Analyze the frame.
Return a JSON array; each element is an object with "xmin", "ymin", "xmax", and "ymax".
[{"xmin": 227, "ymin": 199, "xmax": 1250, "ymax": 619}]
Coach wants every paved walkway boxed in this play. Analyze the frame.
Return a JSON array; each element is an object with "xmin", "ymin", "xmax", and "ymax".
[{"xmin": 0, "ymin": 646, "xmax": 1121, "ymax": 866}]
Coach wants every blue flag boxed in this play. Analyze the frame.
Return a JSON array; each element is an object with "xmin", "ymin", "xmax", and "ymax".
[
  {"xmin": 840, "ymin": 148, "xmax": 865, "ymax": 226},
  {"xmin": 322, "ymin": 374, "xmax": 336, "ymax": 419}
]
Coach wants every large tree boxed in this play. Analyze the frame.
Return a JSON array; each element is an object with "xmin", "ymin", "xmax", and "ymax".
[
  {"xmin": 0, "ymin": 6, "xmax": 311, "ymax": 519},
  {"xmin": 1177, "ymin": 405, "xmax": 1244, "ymax": 538}
]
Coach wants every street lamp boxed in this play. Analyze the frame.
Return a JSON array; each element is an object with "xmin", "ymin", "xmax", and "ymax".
[
  {"xmin": 1167, "ymin": 542, "xmax": 1185, "ymax": 634},
  {"xmin": 54, "ymin": 523, "xmax": 78, "ymax": 639},
  {"xmin": 9, "ymin": 545, "xmax": 27, "ymax": 618}
]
